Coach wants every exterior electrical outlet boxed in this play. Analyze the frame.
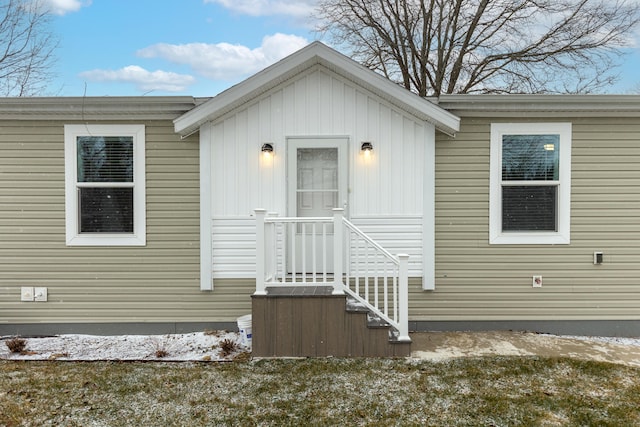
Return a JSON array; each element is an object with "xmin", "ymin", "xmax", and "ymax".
[
  {"xmin": 532, "ymin": 276, "xmax": 543, "ymax": 288},
  {"xmin": 34, "ymin": 287, "xmax": 48, "ymax": 302},
  {"xmin": 21, "ymin": 287, "xmax": 34, "ymax": 301}
]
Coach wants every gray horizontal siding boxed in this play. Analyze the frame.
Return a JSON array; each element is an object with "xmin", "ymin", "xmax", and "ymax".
[
  {"xmin": 419, "ymin": 116, "xmax": 640, "ymax": 322},
  {"xmin": 0, "ymin": 119, "xmax": 244, "ymax": 325}
]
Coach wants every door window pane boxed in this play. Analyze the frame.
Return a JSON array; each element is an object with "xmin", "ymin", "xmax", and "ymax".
[
  {"xmin": 296, "ymin": 147, "xmax": 339, "ymax": 218},
  {"xmin": 297, "ymin": 148, "xmax": 338, "ymax": 190},
  {"xmin": 296, "ymin": 147, "xmax": 339, "ymax": 233}
]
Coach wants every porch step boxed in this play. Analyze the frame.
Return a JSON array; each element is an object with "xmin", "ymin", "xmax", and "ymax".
[{"xmin": 251, "ymin": 286, "xmax": 411, "ymax": 357}]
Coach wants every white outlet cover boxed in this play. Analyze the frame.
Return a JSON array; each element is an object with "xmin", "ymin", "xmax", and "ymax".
[
  {"xmin": 34, "ymin": 287, "xmax": 48, "ymax": 302},
  {"xmin": 21, "ymin": 287, "xmax": 34, "ymax": 301},
  {"xmin": 532, "ymin": 276, "xmax": 543, "ymax": 288}
]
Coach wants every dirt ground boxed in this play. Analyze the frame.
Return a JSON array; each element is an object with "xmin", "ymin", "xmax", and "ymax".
[{"xmin": 410, "ymin": 331, "xmax": 640, "ymax": 367}]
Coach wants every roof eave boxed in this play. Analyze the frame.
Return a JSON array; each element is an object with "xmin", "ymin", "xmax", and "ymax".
[
  {"xmin": 436, "ymin": 94, "xmax": 640, "ymax": 117},
  {"xmin": 0, "ymin": 96, "xmax": 197, "ymax": 121}
]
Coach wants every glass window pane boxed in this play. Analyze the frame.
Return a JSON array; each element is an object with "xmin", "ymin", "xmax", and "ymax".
[
  {"xmin": 79, "ymin": 188, "xmax": 133, "ymax": 233},
  {"xmin": 502, "ymin": 135, "xmax": 559, "ymax": 181},
  {"xmin": 78, "ymin": 136, "xmax": 133, "ymax": 183},
  {"xmin": 297, "ymin": 148, "xmax": 338, "ymax": 190},
  {"xmin": 502, "ymin": 186, "xmax": 557, "ymax": 231}
]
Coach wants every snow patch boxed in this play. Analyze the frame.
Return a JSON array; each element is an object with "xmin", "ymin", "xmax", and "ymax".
[{"xmin": 0, "ymin": 331, "xmax": 245, "ymax": 361}]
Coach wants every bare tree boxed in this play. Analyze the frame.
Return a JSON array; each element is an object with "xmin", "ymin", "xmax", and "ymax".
[
  {"xmin": 316, "ymin": 0, "xmax": 640, "ymax": 95},
  {"xmin": 0, "ymin": 0, "xmax": 57, "ymax": 96}
]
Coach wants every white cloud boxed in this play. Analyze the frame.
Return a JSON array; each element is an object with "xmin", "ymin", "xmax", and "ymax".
[
  {"xmin": 137, "ymin": 33, "xmax": 309, "ymax": 80},
  {"xmin": 79, "ymin": 66, "xmax": 196, "ymax": 93},
  {"xmin": 204, "ymin": 0, "xmax": 316, "ymax": 17},
  {"xmin": 43, "ymin": 0, "xmax": 91, "ymax": 15}
]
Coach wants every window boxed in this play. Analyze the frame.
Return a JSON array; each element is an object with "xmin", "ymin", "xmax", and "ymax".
[
  {"xmin": 65, "ymin": 124, "xmax": 146, "ymax": 246},
  {"xmin": 490, "ymin": 123, "xmax": 571, "ymax": 245}
]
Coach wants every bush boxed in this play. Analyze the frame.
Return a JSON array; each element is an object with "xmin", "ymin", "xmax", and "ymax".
[
  {"xmin": 218, "ymin": 338, "xmax": 238, "ymax": 357},
  {"xmin": 5, "ymin": 337, "xmax": 27, "ymax": 354}
]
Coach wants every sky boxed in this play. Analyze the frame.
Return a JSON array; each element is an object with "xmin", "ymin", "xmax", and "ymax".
[{"xmin": 46, "ymin": 0, "xmax": 640, "ymax": 98}]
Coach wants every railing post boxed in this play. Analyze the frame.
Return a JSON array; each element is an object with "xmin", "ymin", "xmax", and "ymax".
[
  {"xmin": 332, "ymin": 208, "xmax": 345, "ymax": 295},
  {"xmin": 397, "ymin": 254, "xmax": 411, "ymax": 341},
  {"xmin": 254, "ymin": 209, "xmax": 267, "ymax": 295}
]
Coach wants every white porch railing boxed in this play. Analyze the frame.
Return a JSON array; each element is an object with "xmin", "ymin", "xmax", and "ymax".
[{"xmin": 255, "ymin": 208, "xmax": 410, "ymax": 341}]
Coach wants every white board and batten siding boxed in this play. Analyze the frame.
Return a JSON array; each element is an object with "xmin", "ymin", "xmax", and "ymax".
[{"xmin": 201, "ymin": 65, "xmax": 435, "ymax": 286}]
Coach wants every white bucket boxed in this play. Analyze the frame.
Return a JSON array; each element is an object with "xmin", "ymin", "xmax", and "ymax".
[{"xmin": 237, "ymin": 314, "xmax": 252, "ymax": 349}]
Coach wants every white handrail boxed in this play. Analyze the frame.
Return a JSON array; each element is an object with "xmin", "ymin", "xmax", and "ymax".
[{"xmin": 254, "ymin": 208, "xmax": 410, "ymax": 341}]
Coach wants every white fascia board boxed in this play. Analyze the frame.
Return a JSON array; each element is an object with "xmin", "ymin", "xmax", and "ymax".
[{"xmin": 174, "ymin": 42, "xmax": 460, "ymax": 136}]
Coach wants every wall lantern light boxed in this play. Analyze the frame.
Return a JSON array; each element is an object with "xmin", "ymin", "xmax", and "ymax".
[
  {"xmin": 261, "ymin": 143, "xmax": 274, "ymax": 155},
  {"xmin": 361, "ymin": 142, "xmax": 373, "ymax": 153}
]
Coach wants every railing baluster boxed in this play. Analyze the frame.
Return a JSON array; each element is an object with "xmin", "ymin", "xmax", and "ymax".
[
  {"xmin": 393, "ymin": 274, "xmax": 398, "ymax": 323},
  {"xmin": 344, "ymin": 229, "xmax": 350, "ymax": 290},
  {"xmin": 374, "ymin": 251, "xmax": 379, "ymax": 311},
  {"xmin": 265, "ymin": 220, "xmax": 272, "ymax": 282},
  {"xmin": 312, "ymin": 223, "xmax": 316, "ymax": 283},
  {"xmin": 322, "ymin": 223, "xmax": 327, "ymax": 284},
  {"xmin": 354, "ymin": 234, "xmax": 360, "ymax": 295},
  {"xmin": 290, "ymin": 222, "xmax": 296, "ymax": 284},
  {"xmin": 301, "ymin": 223, "xmax": 306, "ymax": 283},
  {"xmin": 269, "ymin": 221, "xmax": 276, "ymax": 282},
  {"xmin": 280, "ymin": 222, "xmax": 286, "ymax": 284},
  {"xmin": 332, "ymin": 208, "xmax": 344, "ymax": 294},
  {"xmin": 383, "ymin": 260, "xmax": 388, "ymax": 318},
  {"xmin": 364, "ymin": 241, "xmax": 369, "ymax": 304}
]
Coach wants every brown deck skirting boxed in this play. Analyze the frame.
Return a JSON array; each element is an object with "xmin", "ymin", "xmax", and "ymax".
[{"xmin": 251, "ymin": 286, "xmax": 411, "ymax": 357}]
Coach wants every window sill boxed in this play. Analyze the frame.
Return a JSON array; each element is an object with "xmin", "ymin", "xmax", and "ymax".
[
  {"xmin": 490, "ymin": 232, "xmax": 570, "ymax": 245},
  {"xmin": 66, "ymin": 234, "xmax": 146, "ymax": 247}
]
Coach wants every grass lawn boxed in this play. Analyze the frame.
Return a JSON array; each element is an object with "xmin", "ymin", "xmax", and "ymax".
[{"xmin": 2, "ymin": 356, "xmax": 640, "ymax": 426}]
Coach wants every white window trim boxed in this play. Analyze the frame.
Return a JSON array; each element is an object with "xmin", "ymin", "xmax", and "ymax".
[
  {"xmin": 489, "ymin": 122, "xmax": 571, "ymax": 245},
  {"xmin": 64, "ymin": 124, "xmax": 146, "ymax": 246}
]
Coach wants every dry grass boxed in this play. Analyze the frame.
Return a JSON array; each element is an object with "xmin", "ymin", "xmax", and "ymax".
[{"xmin": 1, "ymin": 356, "xmax": 639, "ymax": 426}]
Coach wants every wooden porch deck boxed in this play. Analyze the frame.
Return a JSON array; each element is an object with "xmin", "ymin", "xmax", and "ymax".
[{"xmin": 251, "ymin": 286, "xmax": 411, "ymax": 357}]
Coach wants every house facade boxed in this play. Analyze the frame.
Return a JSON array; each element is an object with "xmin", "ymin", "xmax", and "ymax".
[
  {"xmin": 0, "ymin": 97, "xmax": 218, "ymax": 334},
  {"xmin": 430, "ymin": 95, "xmax": 640, "ymax": 336},
  {"xmin": 2, "ymin": 43, "xmax": 640, "ymax": 336}
]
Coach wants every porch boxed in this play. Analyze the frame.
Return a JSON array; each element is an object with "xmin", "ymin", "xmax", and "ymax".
[{"xmin": 251, "ymin": 208, "xmax": 411, "ymax": 357}]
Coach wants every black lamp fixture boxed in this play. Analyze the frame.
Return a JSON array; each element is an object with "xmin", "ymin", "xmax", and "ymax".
[
  {"xmin": 361, "ymin": 141, "xmax": 373, "ymax": 152},
  {"xmin": 261, "ymin": 143, "xmax": 274, "ymax": 154}
]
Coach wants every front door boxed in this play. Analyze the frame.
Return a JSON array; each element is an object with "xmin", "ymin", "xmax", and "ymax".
[{"xmin": 287, "ymin": 137, "xmax": 348, "ymax": 273}]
